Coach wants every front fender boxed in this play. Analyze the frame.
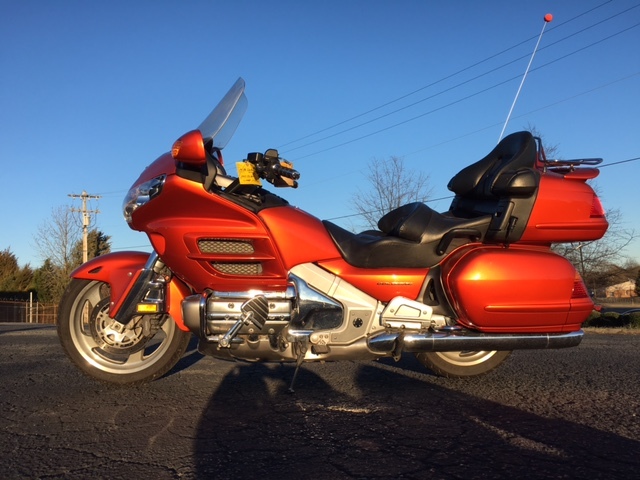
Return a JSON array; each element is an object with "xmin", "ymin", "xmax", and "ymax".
[
  {"xmin": 71, "ymin": 251, "xmax": 190, "ymax": 331},
  {"xmin": 71, "ymin": 251, "xmax": 150, "ymax": 317}
]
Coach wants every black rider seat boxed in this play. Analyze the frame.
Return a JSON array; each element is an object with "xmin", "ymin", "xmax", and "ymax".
[{"xmin": 323, "ymin": 131, "xmax": 540, "ymax": 269}]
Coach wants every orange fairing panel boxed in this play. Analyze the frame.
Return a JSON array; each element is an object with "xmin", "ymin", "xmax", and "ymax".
[
  {"xmin": 259, "ymin": 206, "xmax": 342, "ymax": 270},
  {"xmin": 318, "ymin": 258, "xmax": 427, "ymax": 302},
  {"xmin": 133, "ymin": 174, "xmax": 290, "ymax": 292},
  {"xmin": 167, "ymin": 276, "xmax": 190, "ymax": 331}
]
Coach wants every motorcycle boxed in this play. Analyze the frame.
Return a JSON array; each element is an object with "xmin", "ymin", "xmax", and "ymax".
[{"xmin": 57, "ymin": 78, "xmax": 609, "ymax": 386}]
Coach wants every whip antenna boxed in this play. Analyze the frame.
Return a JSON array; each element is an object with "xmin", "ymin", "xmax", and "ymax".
[{"xmin": 498, "ymin": 13, "xmax": 553, "ymax": 142}]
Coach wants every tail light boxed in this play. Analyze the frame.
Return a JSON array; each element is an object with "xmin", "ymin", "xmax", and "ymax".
[
  {"xmin": 590, "ymin": 195, "xmax": 606, "ymax": 218},
  {"xmin": 571, "ymin": 275, "xmax": 590, "ymax": 299}
]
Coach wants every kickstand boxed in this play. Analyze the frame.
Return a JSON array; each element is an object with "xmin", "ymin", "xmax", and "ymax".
[{"xmin": 287, "ymin": 345, "xmax": 306, "ymax": 394}]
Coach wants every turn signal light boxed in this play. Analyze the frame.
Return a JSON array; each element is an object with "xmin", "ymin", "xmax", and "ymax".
[
  {"xmin": 136, "ymin": 303, "xmax": 160, "ymax": 314},
  {"xmin": 171, "ymin": 130, "xmax": 206, "ymax": 165}
]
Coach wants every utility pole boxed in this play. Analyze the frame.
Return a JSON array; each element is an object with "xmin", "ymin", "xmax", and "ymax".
[{"xmin": 69, "ymin": 191, "xmax": 101, "ymax": 263}]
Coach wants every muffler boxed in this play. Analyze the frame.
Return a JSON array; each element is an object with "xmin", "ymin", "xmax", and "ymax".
[{"xmin": 368, "ymin": 329, "xmax": 583, "ymax": 354}]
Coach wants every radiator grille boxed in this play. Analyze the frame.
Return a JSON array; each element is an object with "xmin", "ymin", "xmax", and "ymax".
[
  {"xmin": 211, "ymin": 262, "xmax": 263, "ymax": 276},
  {"xmin": 199, "ymin": 239, "xmax": 254, "ymax": 254}
]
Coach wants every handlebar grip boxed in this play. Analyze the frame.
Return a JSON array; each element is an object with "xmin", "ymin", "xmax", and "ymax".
[{"xmin": 273, "ymin": 164, "xmax": 300, "ymax": 180}]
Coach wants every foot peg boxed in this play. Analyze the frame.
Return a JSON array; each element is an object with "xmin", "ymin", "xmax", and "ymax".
[{"xmin": 218, "ymin": 296, "xmax": 269, "ymax": 348}]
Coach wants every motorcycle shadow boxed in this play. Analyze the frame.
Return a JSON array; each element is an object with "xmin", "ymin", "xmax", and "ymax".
[
  {"xmin": 192, "ymin": 358, "xmax": 639, "ymax": 479},
  {"xmin": 166, "ymin": 335, "xmax": 206, "ymax": 377}
]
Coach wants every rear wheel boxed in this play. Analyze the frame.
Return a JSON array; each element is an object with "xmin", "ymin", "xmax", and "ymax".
[
  {"xmin": 415, "ymin": 350, "xmax": 511, "ymax": 378},
  {"xmin": 58, "ymin": 279, "xmax": 191, "ymax": 385}
]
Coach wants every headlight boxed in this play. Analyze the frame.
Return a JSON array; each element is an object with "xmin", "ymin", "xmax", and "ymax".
[{"xmin": 123, "ymin": 175, "xmax": 166, "ymax": 223}]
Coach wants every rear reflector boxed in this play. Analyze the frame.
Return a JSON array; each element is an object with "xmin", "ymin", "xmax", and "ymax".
[{"xmin": 590, "ymin": 196, "xmax": 606, "ymax": 218}]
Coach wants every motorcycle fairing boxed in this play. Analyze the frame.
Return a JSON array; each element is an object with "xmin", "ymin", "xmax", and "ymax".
[
  {"xmin": 129, "ymin": 169, "xmax": 292, "ymax": 292},
  {"xmin": 258, "ymin": 206, "xmax": 342, "ymax": 269}
]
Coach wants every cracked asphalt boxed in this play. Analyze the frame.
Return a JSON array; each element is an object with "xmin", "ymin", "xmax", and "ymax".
[{"xmin": 1, "ymin": 323, "xmax": 638, "ymax": 479}]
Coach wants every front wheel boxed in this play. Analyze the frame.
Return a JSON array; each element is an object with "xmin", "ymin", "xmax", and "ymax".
[
  {"xmin": 58, "ymin": 279, "xmax": 191, "ymax": 385},
  {"xmin": 415, "ymin": 350, "xmax": 511, "ymax": 378}
]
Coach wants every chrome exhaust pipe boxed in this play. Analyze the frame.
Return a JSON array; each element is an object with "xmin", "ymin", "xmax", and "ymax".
[{"xmin": 368, "ymin": 329, "xmax": 583, "ymax": 354}]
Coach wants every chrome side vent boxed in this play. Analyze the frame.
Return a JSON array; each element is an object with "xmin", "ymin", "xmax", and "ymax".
[{"xmin": 199, "ymin": 239, "xmax": 254, "ymax": 254}]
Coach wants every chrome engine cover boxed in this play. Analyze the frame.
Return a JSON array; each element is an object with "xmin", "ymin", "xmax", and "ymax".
[{"xmin": 182, "ymin": 263, "xmax": 449, "ymax": 362}]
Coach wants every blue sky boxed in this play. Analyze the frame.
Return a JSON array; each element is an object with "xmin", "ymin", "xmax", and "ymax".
[{"xmin": 1, "ymin": 0, "xmax": 639, "ymax": 268}]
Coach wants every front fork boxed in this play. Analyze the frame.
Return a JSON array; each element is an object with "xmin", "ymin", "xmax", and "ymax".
[{"xmin": 112, "ymin": 252, "xmax": 168, "ymax": 330}]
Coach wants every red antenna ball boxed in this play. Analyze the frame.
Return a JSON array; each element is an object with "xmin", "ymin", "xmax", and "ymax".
[{"xmin": 544, "ymin": 13, "xmax": 553, "ymax": 22}]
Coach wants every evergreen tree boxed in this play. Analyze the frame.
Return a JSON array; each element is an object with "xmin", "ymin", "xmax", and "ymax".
[{"xmin": 0, "ymin": 248, "xmax": 34, "ymax": 292}]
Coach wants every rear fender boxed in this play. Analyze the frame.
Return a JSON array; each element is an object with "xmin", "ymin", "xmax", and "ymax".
[{"xmin": 70, "ymin": 251, "xmax": 189, "ymax": 331}]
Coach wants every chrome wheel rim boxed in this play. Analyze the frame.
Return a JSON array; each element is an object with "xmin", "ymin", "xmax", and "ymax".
[
  {"xmin": 68, "ymin": 281, "xmax": 177, "ymax": 374},
  {"xmin": 431, "ymin": 350, "xmax": 498, "ymax": 367}
]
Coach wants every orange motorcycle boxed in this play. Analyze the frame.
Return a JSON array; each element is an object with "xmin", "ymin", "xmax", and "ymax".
[{"xmin": 57, "ymin": 78, "xmax": 608, "ymax": 385}]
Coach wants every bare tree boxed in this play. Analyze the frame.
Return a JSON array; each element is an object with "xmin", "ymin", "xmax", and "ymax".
[
  {"xmin": 34, "ymin": 205, "xmax": 80, "ymax": 272},
  {"xmin": 552, "ymin": 208, "xmax": 638, "ymax": 295},
  {"xmin": 526, "ymin": 123, "xmax": 560, "ymax": 159},
  {"xmin": 33, "ymin": 205, "xmax": 81, "ymax": 303},
  {"xmin": 352, "ymin": 156, "xmax": 433, "ymax": 230}
]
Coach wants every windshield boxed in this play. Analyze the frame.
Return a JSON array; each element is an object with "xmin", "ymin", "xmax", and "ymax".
[{"xmin": 197, "ymin": 77, "xmax": 247, "ymax": 150}]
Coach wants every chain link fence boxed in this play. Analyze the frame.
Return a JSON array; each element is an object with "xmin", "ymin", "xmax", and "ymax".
[{"xmin": 0, "ymin": 301, "xmax": 58, "ymax": 324}]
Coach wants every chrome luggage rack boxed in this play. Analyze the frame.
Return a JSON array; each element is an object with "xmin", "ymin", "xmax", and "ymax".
[
  {"xmin": 542, "ymin": 157, "xmax": 603, "ymax": 173},
  {"xmin": 534, "ymin": 136, "xmax": 603, "ymax": 172}
]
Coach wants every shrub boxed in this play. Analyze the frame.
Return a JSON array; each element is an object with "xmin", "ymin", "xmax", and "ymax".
[
  {"xmin": 582, "ymin": 310, "xmax": 640, "ymax": 329},
  {"xmin": 629, "ymin": 312, "xmax": 640, "ymax": 329},
  {"xmin": 582, "ymin": 310, "xmax": 603, "ymax": 327}
]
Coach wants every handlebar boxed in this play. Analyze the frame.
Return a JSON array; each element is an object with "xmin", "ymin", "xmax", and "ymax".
[
  {"xmin": 272, "ymin": 163, "xmax": 300, "ymax": 180},
  {"xmin": 245, "ymin": 149, "xmax": 300, "ymax": 187}
]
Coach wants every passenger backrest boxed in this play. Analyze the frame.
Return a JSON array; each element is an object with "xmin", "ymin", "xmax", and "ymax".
[
  {"xmin": 447, "ymin": 131, "xmax": 540, "ymax": 243},
  {"xmin": 448, "ymin": 131, "xmax": 536, "ymax": 199}
]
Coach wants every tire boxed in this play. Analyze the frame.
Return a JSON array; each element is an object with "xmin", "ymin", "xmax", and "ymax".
[
  {"xmin": 415, "ymin": 350, "xmax": 511, "ymax": 378},
  {"xmin": 57, "ymin": 279, "xmax": 191, "ymax": 385}
]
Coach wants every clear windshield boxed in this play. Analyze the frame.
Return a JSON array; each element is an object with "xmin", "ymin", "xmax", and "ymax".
[{"xmin": 197, "ymin": 77, "xmax": 247, "ymax": 149}]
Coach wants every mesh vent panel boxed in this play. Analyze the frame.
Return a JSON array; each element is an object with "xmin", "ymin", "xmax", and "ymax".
[
  {"xmin": 199, "ymin": 239, "xmax": 254, "ymax": 254},
  {"xmin": 211, "ymin": 263, "xmax": 263, "ymax": 276}
]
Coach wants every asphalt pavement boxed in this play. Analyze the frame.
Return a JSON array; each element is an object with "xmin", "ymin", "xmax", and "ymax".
[{"xmin": 1, "ymin": 323, "xmax": 639, "ymax": 479}]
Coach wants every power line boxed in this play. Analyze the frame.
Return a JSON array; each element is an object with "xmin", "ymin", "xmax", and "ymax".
[
  {"xmin": 281, "ymin": 4, "xmax": 639, "ymax": 159},
  {"xmin": 279, "ymin": 0, "xmax": 617, "ymax": 151},
  {"xmin": 288, "ymin": 20, "xmax": 640, "ymax": 161},
  {"xmin": 400, "ymin": 71, "xmax": 640, "ymax": 160},
  {"xmin": 601, "ymin": 157, "xmax": 640, "ymax": 169}
]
